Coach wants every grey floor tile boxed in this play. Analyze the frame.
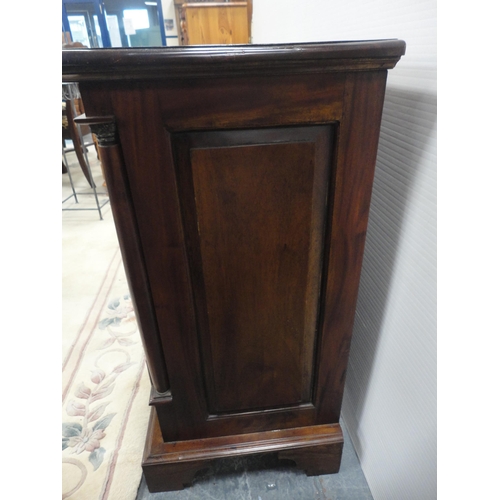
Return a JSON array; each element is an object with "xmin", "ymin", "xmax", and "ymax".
[{"xmin": 136, "ymin": 420, "xmax": 372, "ymax": 500}]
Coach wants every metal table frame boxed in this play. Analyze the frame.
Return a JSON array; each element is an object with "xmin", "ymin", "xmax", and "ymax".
[{"xmin": 62, "ymin": 82, "xmax": 109, "ymax": 220}]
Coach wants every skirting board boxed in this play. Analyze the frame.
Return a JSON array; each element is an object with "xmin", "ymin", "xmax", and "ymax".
[{"xmin": 142, "ymin": 409, "xmax": 344, "ymax": 492}]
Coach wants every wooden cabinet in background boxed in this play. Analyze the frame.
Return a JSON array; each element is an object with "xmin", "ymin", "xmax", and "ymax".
[
  {"xmin": 174, "ymin": 0, "xmax": 251, "ymax": 45},
  {"xmin": 63, "ymin": 39, "xmax": 405, "ymax": 492}
]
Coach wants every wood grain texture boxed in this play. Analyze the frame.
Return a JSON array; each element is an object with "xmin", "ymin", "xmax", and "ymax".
[
  {"xmin": 76, "ymin": 75, "xmax": 347, "ymax": 442},
  {"xmin": 278, "ymin": 442, "xmax": 343, "ymax": 476},
  {"xmin": 173, "ymin": 0, "xmax": 251, "ymax": 45},
  {"xmin": 314, "ymin": 71, "xmax": 389, "ymax": 423},
  {"xmin": 194, "ymin": 142, "xmax": 314, "ymax": 411},
  {"xmin": 92, "ymin": 138, "xmax": 170, "ymax": 394},
  {"xmin": 184, "ymin": 3, "xmax": 249, "ymax": 45},
  {"xmin": 172, "ymin": 126, "xmax": 332, "ymax": 414},
  {"xmin": 143, "ymin": 409, "xmax": 343, "ymax": 491},
  {"xmin": 156, "ymin": 74, "xmax": 345, "ymax": 130}
]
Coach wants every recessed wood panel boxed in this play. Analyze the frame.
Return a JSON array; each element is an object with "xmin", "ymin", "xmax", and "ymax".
[{"xmin": 173, "ymin": 126, "xmax": 333, "ymax": 414}]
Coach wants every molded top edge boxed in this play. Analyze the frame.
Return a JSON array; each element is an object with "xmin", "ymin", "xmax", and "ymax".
[{"xmin": 62, "ymin": 39, "xmax": 406, "ymax": 81}]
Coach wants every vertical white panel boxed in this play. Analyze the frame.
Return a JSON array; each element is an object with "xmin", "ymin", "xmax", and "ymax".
[
  {"xmin": 253, "ymin": 2, "xmax": 436, "ymax": 499},
  {"xmin": 160, "ymin": 0, "xmax": 178, "ymax": 36}
]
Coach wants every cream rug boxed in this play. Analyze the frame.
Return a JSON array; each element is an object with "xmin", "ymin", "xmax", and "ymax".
[{"xmin": 62, "ymin": 147, "xmax": 151, "ymax": 499}]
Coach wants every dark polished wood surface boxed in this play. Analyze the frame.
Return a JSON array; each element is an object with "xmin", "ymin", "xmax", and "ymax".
[
  {"xmin": 62, "ymin": 39, "xmax": 405, "ymax": 81},
  {"xmin": 173, "ymin": 126, "xmax": 332, "ymax": 414},
  {"xmin": 143, "ymin": 409, "xmax": 343, "ymax": 492},
  {"xmin": 63, "ymin": 40, "xmax": 405, "ymax": 491}
]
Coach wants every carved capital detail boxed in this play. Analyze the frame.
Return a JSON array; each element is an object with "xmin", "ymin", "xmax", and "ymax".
[
  {"xmin": 90, "ymin": 122, "xmax": 118, "ymax": 146},
  {"xmin": 149, "ymin": 386, "xmax": 173, "ymax": 406}
]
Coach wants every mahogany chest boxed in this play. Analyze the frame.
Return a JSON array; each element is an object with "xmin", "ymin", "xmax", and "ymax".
[{"xmin": 63, "ymin": 40, "xmax": 405, "ymax": 491}]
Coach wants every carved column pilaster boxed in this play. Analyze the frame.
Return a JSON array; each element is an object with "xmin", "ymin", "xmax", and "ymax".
[{"xmin": 90, "ymin": 121, "xmax": 118, "ymax": 147}]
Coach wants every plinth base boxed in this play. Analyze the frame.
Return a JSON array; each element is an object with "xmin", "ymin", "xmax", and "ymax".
[{"xmin": 142, "ymin": 409, "xmax": 344, "ymax": 492}]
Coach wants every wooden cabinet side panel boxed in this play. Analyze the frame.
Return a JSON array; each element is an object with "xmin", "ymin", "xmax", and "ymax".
[
  {"xmin": 314, "ymin": 71, "xmax": 389, "ymax": 422},
  {"xmin": 172, "ymin": 126, "xmax": 333, "ymax": 415},
  {"xmin": 79, "ymin": 72, "xmax": 387, "ymax": 440}
]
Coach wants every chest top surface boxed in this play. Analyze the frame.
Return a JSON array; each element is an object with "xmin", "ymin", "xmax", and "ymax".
[{"xmin": 62, "ymin": 39, "xmax": 405, "ymax": 82}]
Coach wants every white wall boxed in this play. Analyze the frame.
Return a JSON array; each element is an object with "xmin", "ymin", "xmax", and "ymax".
[
  {"xmin": 252, "ymin": 2, "xmax": 437, "ymax": 499},
  {"xmin": 160, "ymin": 0, "xmax": 179, "ymax": 45}
]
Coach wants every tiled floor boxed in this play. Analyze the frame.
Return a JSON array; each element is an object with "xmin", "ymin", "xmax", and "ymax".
[{"xmin": 136, "ymin": 418, "xmax": 373, "ymax": 500}]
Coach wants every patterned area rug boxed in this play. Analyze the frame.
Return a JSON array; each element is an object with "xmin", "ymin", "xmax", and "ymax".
[{"xmin": 62, "ymin": 251, "xmax": 151, "ymax": 499}]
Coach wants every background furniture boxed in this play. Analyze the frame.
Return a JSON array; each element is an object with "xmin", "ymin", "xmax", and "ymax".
[
  {"xmin": 62, "ymin": 40, "xmax": 405, "ymax": 492},
  {"xmin": 62, "ymin": 83, "xmax": 109, "ymax": 219},
  {"xmin": 174, "ymin": 0, "xmax": 251, "ymax": 45}
]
